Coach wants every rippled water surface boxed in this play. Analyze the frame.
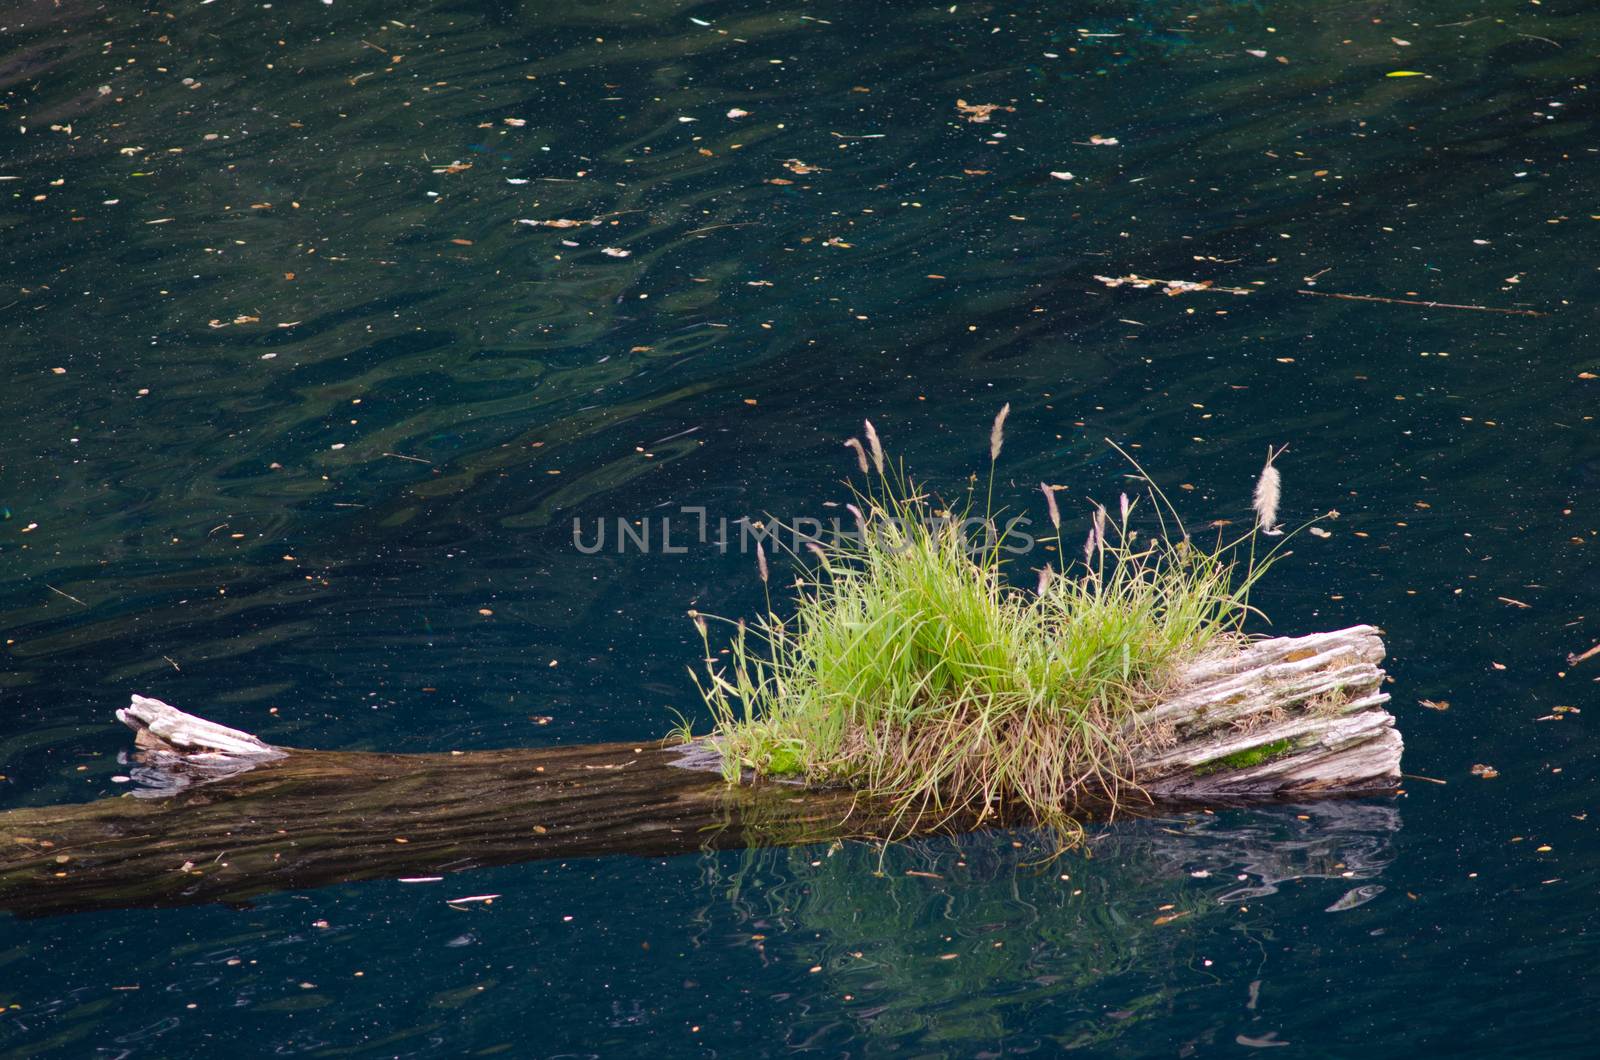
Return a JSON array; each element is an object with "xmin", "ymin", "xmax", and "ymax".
[{"xmin": 4, "ymin": 0, "xmax": 1600, "ymax": 1055}]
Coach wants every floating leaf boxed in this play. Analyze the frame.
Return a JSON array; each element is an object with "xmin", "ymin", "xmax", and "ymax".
[{"xmin": 955, "ymin": 99, "xmax": 1014, "ymax": 123}]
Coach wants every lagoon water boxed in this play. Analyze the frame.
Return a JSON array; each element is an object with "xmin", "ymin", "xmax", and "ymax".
[{"xmin": 3, "ymin": 0, "xmax": 1599, "ymax": 1055}]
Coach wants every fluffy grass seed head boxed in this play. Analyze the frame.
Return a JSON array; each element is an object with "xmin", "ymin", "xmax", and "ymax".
[
  {"xmin": 846, "ymin": 502, "xmax": 866, "ymax": 535},
  {"xmin": 844, "ymin": 437, "xmax": 869, "ymax": 475},
  {"xmin": 1253, "ymin": 446, "xmax": 1286, "ymax": 536},
  {"xmin": 989, "ymin": 403, "xmax": 1010, "ymax": 462},
  {"xmin": 863, "ymin": 419, "xmax": 885, "ymax": 475},
  {"xmin": 1041, "ymin": 482, "xmax": 1061, "ymax": 531}
]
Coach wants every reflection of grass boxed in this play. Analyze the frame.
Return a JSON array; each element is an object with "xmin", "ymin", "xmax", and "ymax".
[
  {"xmin": 704, "ymin": 833, "xmax": 1213, "ymax": 1049},
  {"xmin": 702, "ymin": 803, "xmax": 1400, "ymax": 1052},
  {"xmin": 691, "ymin": 415, "xmax": 1281, "ymax": 844}
]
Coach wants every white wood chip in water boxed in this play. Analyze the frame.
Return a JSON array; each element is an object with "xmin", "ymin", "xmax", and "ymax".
[{"xmin": 1325, "ymin": 884, "xmax": 1385, "ymax": 912}]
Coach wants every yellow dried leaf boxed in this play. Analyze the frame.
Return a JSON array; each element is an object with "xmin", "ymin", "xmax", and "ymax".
[{"xmin": 955, "ymin": 99, "xmax": 1015, "ymax": 123}]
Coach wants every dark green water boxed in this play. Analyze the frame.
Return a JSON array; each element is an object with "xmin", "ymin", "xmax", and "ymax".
[{"xmin": 4, "ymin": 0, "xmax": 1599, "ymax": 1054}]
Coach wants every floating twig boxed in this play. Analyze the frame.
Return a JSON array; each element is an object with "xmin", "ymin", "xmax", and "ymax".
[
  {"xmin": 1566, "ymin": 641, "xmax": 1600, "ymax": 667},
  {"xmin": 683, "ymin": 222, "xmax": 757, "ymax": 237},
  {"xmin": 45, "ymin": 584, "xmax": 87, "ymax": 607},
  {"xmin": 1297, "ymin": 289, "xmax": 1546, "ymax": 317},
  {"xmin": 445, "ymin": 893, "xmax": 501, "ymax": 906}
]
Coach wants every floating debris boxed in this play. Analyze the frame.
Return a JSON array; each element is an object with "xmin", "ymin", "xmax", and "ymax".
[
  {"xmin": 1236, "ymin": 1033, "xmax": 1291, "ymax": 1048},
  {"xmin": 1096, "ymin": 274, "xmax": 1254, "ymax": 297},
  {"xmin": 1566, "ymin": 641, "xmax": 1600, "ymax": 667},
  {"xmin": 1326, "ymin": 884, "xmax": 1385, "ymax": 912},
  {"xmin": 446, "ymin": 894, "xmax": 501, "ymax": 906},
  {"xmin": 1298, "ymin": 288, "xmax": 1545, "ymax": 317},
  {"xmin": 955, "ymin": 99, "xmax": 1014, "ymax": 123}
]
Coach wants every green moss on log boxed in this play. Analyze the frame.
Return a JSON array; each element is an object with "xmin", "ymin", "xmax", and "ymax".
[{"xmin": 1197, "ymin": 738, "xmax": 1297, "ymax": 775}]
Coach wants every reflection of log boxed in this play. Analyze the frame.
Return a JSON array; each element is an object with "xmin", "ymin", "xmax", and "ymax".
[{"xmin": 0, "ymin": 626, "xmax": 1400, "ymax": 918}]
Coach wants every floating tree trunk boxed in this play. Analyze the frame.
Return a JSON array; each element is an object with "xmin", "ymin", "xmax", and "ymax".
[{"xmin": 0, "ymin": 626, "xmax": 1400, "ymax": 918}]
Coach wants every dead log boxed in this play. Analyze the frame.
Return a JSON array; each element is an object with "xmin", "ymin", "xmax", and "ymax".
[
  {"xmin": 1134, "ymin": 625, "xmax": 1402, "ymax": 797},
  {"xmin": 0, "ymin": 626, "xmax": 1400, "ymax": 918}
]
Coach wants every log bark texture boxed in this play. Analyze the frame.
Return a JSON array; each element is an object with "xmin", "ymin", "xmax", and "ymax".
[{"xmin": 0, "ymin": 626, "xmax": 1400, "ymax": 918}]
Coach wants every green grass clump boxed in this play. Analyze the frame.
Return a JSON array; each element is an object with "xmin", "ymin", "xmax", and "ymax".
[{"xmin": 687, "ymin": 413, "xmax": 1281, "ymax": 843}]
